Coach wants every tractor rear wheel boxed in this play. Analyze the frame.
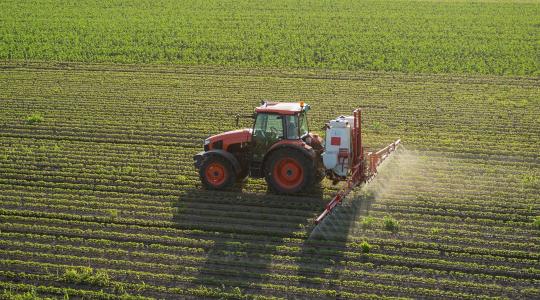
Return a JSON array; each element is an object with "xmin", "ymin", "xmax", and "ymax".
[
  {"xmin": 199, "ymin": 155, "xmax": 236, "ymax": 190},
  {"xmin": 265, "ymin": 149, "xmax": 315, "ymax": 194}
]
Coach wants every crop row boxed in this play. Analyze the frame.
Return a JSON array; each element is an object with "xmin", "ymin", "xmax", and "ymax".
[
  {"xmin": 1, "ymin": 187, "xmax": 536, "ymax": 242},
  {"xmin": 0, "ymin": 269, "xmax": 276, "ymax": 300},
  {"xmin": 1, "ymin": 212, "xmax": 538, "ymax": 281},
  {"xmin": 1, "ymin": 130, "xmax": 536, "ymax": 159},
  {"xmin": 2, "ymin": 114, "xmax": 538, "ymax": 142},
  {"xmin": 1, "ymin": 170, "xmax": 533, "ymax": 221},
  {"xmin": 2, "ymin": 152, "xmax": 535, "ymax": 194},
  {"xmin": 2, "ymin": 202, "xmax": 537, "ymax": 252},
  {"xmin": 1, "ymin": 234, "xmax": 537, "ymax": 285},
  {"xmin": 0, "ymin": 144, "xmax": 534, "ymax": 198},
  {"xmin": 0, "ymin": 253, "xmax": 532, "ymax": 300},
  {"xmin": 2, "ymin": 135, "xmax": 536, "ymax": 178},
  {"xmin": 1, "ymin": 194, "xmax": 537, "ymax": 252},
  {"xmin": 1, "ymin": 213, "xmax": 536, "ymax": 262},
  {"xmin": 2, "ymin": 230, "xmax": 535, "ymax": 289}
]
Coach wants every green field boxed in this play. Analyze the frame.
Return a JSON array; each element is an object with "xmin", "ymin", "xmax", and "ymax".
[
  {"xmin": 1, "ymin": 0, "xmax": 539, "ymax": 299},
  {"xmin": 0, "ymin": 61, "xmax": 538, "ymax": 298},
  {"xmin": 1, "ymin": 0, "xmax": 539, "ymax": 75}
]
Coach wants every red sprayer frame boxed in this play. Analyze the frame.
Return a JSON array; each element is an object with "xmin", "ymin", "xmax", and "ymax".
[{"xmin": 315, "ymin": 109, "xmax": 401, "ymax": 224}]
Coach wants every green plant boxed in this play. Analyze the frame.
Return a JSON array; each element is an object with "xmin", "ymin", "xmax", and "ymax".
[
  {"xmin": 1, "ymin": 288, "xmax": 40, "ymax": 300},
  {"xmin": 522, "ymin": 174, "xmax": 539, "ymax": 189},
  {"xmin": 62, "ymin": 268, "xmax": 81, "ymax": 284},
  {"xmin": 361, "ymin": 216, "xmax": 374, "ymax": 229},
  {"xmin": 383, "ymin": 216, "xmax": 399, "ymax": 233},
  {"xmin": 533, "ymin": 216, "xmax": 540, "ymax": 230},
  {"xmin": 230, "ymin": 286, "xmax": 243, "ymax": 298},
  {"xmin": 61, "ymin": 267, "xmax": 110, "ymax": 287},
  {"xmin": 176, "ymin": 175, "xmax": 189, "ymax": 183},
  {"xmin": 107, "ymin": 209, "xmax": 119, "ymax": 219},
  {"xmin": 121, "ymin": 166, "xmax": 135, "ymax": 175},
  {"xmin": 360, "ymin": 241, "xmax": 372, "ymax": 254},
  {"xmin": 25, "ymin": 113, "xmax": 44, "ymax": 124}
]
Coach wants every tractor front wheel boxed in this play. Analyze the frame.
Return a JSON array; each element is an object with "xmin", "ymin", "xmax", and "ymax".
[
  {"xmin": 265, "ymin": 149, "xmax": 315, "ymax": 194},
  {"xmin": 199, "ymin": 155, "xmax": 236, "ymax": 190}
]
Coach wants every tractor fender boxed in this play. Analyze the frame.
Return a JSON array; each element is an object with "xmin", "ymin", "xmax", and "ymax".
[
  {"xmin": 193, "ymin": 150, "xmax": 242, "ymax": 175},
  {"xmin": 262, "ymin": 141, "xmax": 316, "ymax": 172}
]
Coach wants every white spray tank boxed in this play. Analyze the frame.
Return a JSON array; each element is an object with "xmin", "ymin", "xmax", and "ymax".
[{"xmin": 322, "ymin": 115, "xmax": 355, "ymax": 177}]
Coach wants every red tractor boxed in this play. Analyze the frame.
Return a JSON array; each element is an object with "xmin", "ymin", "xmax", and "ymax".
[{"xmin": 193, "ymin": 101, "xmax": 400, "ymax": 223}]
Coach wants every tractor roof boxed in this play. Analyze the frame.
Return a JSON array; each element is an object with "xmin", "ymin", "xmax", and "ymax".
[{"xmin": 255, "ymin": 102, "xmax": 307, "ymax": 115}]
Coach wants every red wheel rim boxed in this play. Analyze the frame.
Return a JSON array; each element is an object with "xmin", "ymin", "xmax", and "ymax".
[
  {"xmin": 205, "ymin": 162, "xmax": 227, "ymax": 186},
  {"xmin": 273, "ymin": 157, "xmax": 304, "ymax": 190}
]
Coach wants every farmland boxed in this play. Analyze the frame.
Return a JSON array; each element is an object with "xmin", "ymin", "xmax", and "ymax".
[
  {"xmin": 0, "ymin": 0, "xmax": 539, "ymax": 75},
  {"xmin": 0, "ymin": 61, "xmax": 538, "ymax": 298},
  {"xmin": 1, "ymin": 0, "xmax": 539, "ymax": 299}
]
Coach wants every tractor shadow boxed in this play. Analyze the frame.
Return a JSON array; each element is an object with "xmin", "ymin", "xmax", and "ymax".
[
  {"xmin": 296, "ymin": 189, "xmax": 376, "ymax": 296},
  {"xmin": 171, "ymin": 182, "xmax": 373, "ymax": 297}
]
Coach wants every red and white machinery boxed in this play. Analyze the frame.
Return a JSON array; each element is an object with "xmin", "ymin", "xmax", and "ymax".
[{"xmin": 194, "ymin": 101, "xmax": 400, "ymax": 224}]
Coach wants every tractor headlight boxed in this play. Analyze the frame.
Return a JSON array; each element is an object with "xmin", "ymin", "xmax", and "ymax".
[{"xmin": 204, "ymin": 139, "xmax": 210, "ymax": 146}]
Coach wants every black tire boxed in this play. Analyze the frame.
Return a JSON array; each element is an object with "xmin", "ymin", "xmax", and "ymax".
[
  {"xmin": 264, "ymin": 148, "xmax": 315, "ymax": 194},
  {"xmin": 199, "ymin": 155, "xmax": 236, "ymax": 190}
]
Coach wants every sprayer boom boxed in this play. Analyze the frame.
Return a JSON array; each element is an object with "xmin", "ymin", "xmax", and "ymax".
[{"xmin": 315, "ymin": 138, "xmax": 401, "ymax": 224}]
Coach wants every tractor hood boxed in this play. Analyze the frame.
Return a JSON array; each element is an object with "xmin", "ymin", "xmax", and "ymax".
[{"xmin": 205, "ymin": 129, "xmax": 252, "ymax": 150}]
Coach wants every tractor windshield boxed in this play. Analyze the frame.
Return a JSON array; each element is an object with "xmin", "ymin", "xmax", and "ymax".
[
  {"xmin": 285, "ymin": 115, "xmax": 299, "ymax": 139},
  {"xmin": 299, "ymin": 112, "xmax": 309, "ymax": 137},
  {"xmin": 253, "ymin": 113, "xmax": 283, "ymax": 140},
  {"xmin": 285, "ymin": 112, "xmax": 308, "ymax": 140}
]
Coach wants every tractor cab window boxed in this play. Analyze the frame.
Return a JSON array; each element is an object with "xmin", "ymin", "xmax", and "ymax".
[
  {"xmin": 299, "ymin": 112, "xmax": 309, "ymax": 137},
  {"xmin": 252, "ymin": 113, "xmax": 284, "ymax": 161},
  {"xmin": 253, "ymin": 113, "xmax": 283, "ymax": 141}
]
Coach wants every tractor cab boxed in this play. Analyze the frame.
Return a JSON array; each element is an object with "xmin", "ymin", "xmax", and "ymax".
[{"xmin": 251, "ymin": 102, "xmax": 311, "ymax": 162}]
